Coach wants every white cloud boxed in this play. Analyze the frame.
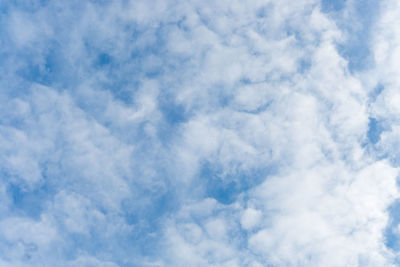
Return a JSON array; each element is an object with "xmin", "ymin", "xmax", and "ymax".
[
  {"xmin": 0, "ymin": 0, "xmax": 399, "ymax": 266},
  {"xmin": 240, "ymin": 208, "xmax": 262, "ymax": 230}
]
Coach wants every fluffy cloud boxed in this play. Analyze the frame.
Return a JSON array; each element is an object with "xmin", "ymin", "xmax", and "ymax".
[{"xmin": 0, "ymin": 0, "xmax": 398, "ymax": 266}]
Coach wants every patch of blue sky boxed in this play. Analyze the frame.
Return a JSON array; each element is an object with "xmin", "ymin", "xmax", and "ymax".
[
  {"xmin": 362, "ymin": 117, "xmax": 389, "ymax": 171},
  {"xmin": 323, "ymin": 0, "xmax": 380, "ymax": 72},
  {"xmin": 16, "ymin": 47, "xmax": 62, "ymax": 88},
  {"xmin": 321, "ymin": 0, "xmax": 346, "ymax": 12},
  {"xmin": 200, "ymin": 161, "xmax": 274, "ymax": 205},
  {"xmin": 159, "ymin": 98, "xmax": 187, "ymax": 125},
  {"xmin": 87, "ymin": 28, "xmax": 167, "ymax": 104},
  {"xmin": 367, "ymin": 117, "xmax": 384, "ymax": 145},
  {"xmin": 2, "ymin": 0, "xmax": 50, "ymax": 12},
  {"xmin": 6, "ymin": 182, "xmax": 49, "ymax": 220},
  {"xmin": 369, "ymin": 83, "xmax": 385, "ymax": 102},
  {"xmin": 385, "ymin": 200, "xmax": 400, "ymax": 254}
]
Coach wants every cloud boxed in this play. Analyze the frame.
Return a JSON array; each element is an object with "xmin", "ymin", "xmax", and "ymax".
[{"xmin": 0, "ymin": 0, "xmax": 398, "ymax": 266}]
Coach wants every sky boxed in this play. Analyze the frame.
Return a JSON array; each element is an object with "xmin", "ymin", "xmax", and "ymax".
[{"xmin": 1, "ymin": 0, "xmax": 400, "ymax": 266}]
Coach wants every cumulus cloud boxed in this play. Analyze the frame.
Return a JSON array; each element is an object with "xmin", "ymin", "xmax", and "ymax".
[{"xmin": 0, "ymin": 0, "xmax": 398, "ymax": 266}]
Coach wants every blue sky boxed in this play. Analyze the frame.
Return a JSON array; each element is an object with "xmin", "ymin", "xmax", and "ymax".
[{"xmin": 1, "ymin": 0, "xmax": 400, "ymax": 266}]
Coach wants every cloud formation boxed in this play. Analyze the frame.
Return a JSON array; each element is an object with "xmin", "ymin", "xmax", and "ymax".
[{"xmin": 0, "ymin": 0, "xmax": 399, "ymax": 266}]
